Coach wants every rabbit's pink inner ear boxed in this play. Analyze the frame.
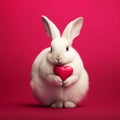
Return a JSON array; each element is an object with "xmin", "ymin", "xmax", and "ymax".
[
  {"xmin": 41, "ymin": 15, "xmax": 60, "ymax": 40},
  {"xmin": 62, "ymin": 17, "xmax": 83, "ymax": 44},
  {"xmin": 42, "ymin": 17, "xmax": 51, "ymax": 37}
]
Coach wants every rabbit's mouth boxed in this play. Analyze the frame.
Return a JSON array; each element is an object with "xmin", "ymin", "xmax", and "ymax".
[
  {"xmin": 55, "ymin": 61, "xmax": 63, "ymax": 65},
  {"xmin": 55, "ymin": 59, "xmax": 63, "ymax": 65}
]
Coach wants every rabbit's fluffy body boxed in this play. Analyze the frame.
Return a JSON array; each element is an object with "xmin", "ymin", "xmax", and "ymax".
[{"xmin": 31, "ymin": 16, "xmax": 89, "ymax": 108}]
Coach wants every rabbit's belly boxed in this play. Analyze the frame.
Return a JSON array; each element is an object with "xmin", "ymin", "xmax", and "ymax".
[
  {"xmin": 46, "ymin": 84, "xmax": 84, "ymax": 104},
  {"xmin": 61, "ymin": 81, "xmax": 85, "ymax": 103},
  {"xmin": 31, "ymin": 76, "xmax": 88, "ymax": 105}
]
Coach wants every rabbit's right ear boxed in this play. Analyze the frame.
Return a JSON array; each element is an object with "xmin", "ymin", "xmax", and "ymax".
[
  {"xmin": 42, "ymin": 16, "xmax": 60, "ymax": 40},
  {"xmin": 62, "ymin": 17, "xmax": 83, "ymax": 45}
]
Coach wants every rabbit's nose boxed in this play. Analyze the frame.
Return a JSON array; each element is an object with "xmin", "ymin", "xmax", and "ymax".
[
  {"xmin": 56, "ymin": 57, "xmax": 61, "ymax": 62},
  {"xmin": 55, "ymin": 56, "xmax": 62, "ymax": 63}
]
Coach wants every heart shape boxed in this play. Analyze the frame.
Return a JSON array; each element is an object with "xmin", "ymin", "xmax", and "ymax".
[{"xmin": 54, "ymin": 66, "xmax": 73, "ymax": 81}]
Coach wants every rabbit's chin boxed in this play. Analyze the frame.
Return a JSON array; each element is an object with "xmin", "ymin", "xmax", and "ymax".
[
  {"xmin": 51, "ymin": 61, "xmax": 65, "ymax": 66},
  {"xmin": 50, "ymin": 59, "xmax": 72, "ymax": 66}
]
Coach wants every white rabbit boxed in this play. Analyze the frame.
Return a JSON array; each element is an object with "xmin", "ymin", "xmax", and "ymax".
[{"xmin": 30, "ymin": 15, "xmax": 89, "ymax": 108}]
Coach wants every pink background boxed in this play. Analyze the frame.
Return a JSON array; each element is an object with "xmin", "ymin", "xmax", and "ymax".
[{"xmin": 0, "ymin": 0, "xmax": 120, "ymax": 119}]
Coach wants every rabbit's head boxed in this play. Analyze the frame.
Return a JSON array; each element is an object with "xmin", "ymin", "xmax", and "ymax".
[{"xmin": 42, "ymin": 16, "xmax": 83, "ymax": 65}]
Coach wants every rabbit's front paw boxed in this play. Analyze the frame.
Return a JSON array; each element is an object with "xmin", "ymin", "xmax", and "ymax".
[
  {"xmin": 53, "ymin": 76, "xmax": 63, "ymax": 87},
  {"xmin": 63, "ymin": 75, "xmax": 79, "ymax": 87},
  {"xmin": 63, "ymin": 79, "xmax": 72, "ymax": 87}
]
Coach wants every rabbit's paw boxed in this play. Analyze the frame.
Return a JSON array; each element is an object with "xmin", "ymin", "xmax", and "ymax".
[
  {"xmin": 63, "ymin": 79, "xmax": 73, "ymax": 87},
  {"xmin": 53, "ymin": 76, "xmax": 63, "ymax": 87},
  {"xmin": 51, "ymin": 101, "xmax": 63, "ymax": 108},
  {"xmin": 64, "ymin": 101, "xmax": 76, "ymax": 108},
  {"xmin": 63, "ymin": 75, "xmax": 78, "ymax": 87},
  {"xmin": 48, "ymin": 74, "xmax": 63, "ymax": 87}
]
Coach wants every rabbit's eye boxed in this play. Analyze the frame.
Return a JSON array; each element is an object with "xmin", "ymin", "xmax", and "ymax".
[
  {"xmin": 66, "ymin": 46, "xmax": 69, "ymax": 51},
  {"xmin": 50, "ymin": 47, "xmax": 52, "ymax": 52}
]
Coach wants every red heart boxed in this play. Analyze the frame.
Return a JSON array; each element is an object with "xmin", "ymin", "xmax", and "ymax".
[{"xmin": 54, "ymin": 66, "xmax": 73, "ymax": 81}]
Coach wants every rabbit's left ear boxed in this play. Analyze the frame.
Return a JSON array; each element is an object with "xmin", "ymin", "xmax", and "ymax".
[
  {"xmin": 42, "ymin": 15, "xmax": 60, "ymax": 40},
  {"xmin": 62, "ymin": 17, "xmax": 83, "ymax": 44}
]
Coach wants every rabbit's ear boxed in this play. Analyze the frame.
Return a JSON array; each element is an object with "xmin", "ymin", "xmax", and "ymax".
[
  {"xmin": 42, "ymin": 15, "xmax": 60, "ymax": 40},
  {"xmin": 62, "ymin": 17, "xmax": 83, "ymax": 44}
]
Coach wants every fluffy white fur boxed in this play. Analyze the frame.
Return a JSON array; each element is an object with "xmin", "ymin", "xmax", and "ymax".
[{"xmin": 31, "ymin": 16, "xmax": 89, "ymax": 108}]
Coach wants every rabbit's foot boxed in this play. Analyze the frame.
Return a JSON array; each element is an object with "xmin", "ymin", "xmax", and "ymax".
[
  {"xmin": 64, "ymin": 101, "xmax": 76, "ymax": 108},
  {"xmin": 51, "ymin": 101, "xmax": 63, "ymax": 108}
]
